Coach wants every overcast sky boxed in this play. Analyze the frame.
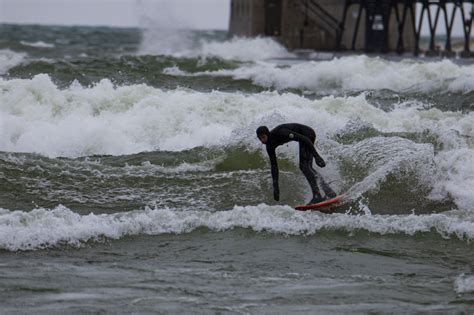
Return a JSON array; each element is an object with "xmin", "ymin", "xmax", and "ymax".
[{"xmin": 0, "ymin": 0, "xmax": 231, "ymax": 29}]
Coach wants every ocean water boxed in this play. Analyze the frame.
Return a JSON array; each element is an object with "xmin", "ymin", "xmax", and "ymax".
[{"xmin": 1, "ymin": 24, "xmax": 474, "ymax": 313}]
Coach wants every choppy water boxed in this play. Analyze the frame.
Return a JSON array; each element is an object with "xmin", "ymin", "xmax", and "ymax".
[{"xmin": 1, "ymin": 24, "xmax": 474, "ymax": 313}]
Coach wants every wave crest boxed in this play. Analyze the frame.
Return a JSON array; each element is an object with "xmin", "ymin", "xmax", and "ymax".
[{"xmin": 1, "ymin": 205, "xmax": 473, "ymax": 251}]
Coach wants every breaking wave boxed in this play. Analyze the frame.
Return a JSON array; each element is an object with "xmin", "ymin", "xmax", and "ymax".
[
  {"xmin": 164, "ymin": 55, "xmax": 474, "ymax": 94},
  {"xmin": 0, "ymin": 49, "xmax": 26, "ymax": 74},
  {"xmin": 1, "ymin": 204, "xmax": 473, "ymax": 251}
]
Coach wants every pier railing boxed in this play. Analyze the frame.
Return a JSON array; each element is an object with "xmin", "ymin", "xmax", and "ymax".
[{"xmin": 337, "ymin": 0, "xmax": 473, "ymax": 56}]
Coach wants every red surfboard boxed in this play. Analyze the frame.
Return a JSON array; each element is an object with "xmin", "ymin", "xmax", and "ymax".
[{"xmin": 295, "ymin": 194, "xmax": 345, "ymax": 212}]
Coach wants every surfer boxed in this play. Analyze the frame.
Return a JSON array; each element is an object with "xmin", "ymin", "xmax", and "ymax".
[{"xmin": 256, "ymin": 123, "xmax": 336, "ymax": 204}]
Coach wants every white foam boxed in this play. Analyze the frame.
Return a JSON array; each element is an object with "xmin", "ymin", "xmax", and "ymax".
[
  {"xmin": 0, "ymin": 75, "xmax": 338, "ymax": 157},
  {"xmin": 195, "ymin": 36, "xmax": 295, "ymax": 61},
  {"xmin": 0, "ymin": 49, "xmax": 26, "ymax": 74},
  {"xmin": 179, "ymin": 55, "xmax": 474, "ymax": 93},
  {"xmin": 20, "ymin": 41, "xmax": 55, "ymax": 49},
  {"xmin": 125, "ymin": 160, "xmax": 215, "ymax": 175},
  {"xmin": 163, "ymin": 65, "xmax": 190, "ymax": 76},
  {"xmin": 140, "ymin": 32, "xmax": 294, "ymax": 61},
  {"xmin": 1, "ymin": 204, "xmax": 473, "ymax": 251},
  {"xmin": 455, "ymin": 274, "xmax": 474, "ymax": 294},
  {"xmin": 430, "ymin": 149, "xmax": 474, "ymax": 210}
]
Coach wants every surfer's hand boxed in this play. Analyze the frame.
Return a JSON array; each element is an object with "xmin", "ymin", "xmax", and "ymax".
[
  {"xmin": 315, "ymin": 155, "xmax": 326, "ymax": 168},
  {"xmin": 273, "ymin": 186, "xmax": 280, "ymax": 201}
]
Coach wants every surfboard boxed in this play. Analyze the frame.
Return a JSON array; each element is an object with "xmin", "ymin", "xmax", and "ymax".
[{"xmin": 294, "ymin": 194, "xmax": 345, "ymax": 212}]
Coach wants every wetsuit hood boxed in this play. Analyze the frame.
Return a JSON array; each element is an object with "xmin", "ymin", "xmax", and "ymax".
[{"xmin": 256, "ymin": 126, "xmax": 270, "ymax": 137}]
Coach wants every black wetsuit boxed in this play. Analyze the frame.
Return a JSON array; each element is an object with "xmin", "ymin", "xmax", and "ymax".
[{"xmin": 263, "ymin": 123, "xmax": 335, "ymax": 203}]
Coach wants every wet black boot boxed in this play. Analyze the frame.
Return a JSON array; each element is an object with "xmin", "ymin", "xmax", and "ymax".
[
  {"xmin": 307, "ymin": 194, "xmax": 325, "ymax": 205},
  {"xmin": 324, "ymin": 188, "xmax": 337, "ymax": 199}
]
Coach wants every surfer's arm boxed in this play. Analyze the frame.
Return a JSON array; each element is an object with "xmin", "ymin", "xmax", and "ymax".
[
  {"xmin": 267, "ymin": 147, "xmax": 280, "ymax": 201},
  {"xmin": 288, "ymin": 131, "xmax": 326, "ymax": 167}
]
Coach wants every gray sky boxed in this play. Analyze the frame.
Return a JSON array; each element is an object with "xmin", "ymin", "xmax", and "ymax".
[{"xmin": 0, "ymin": 0, "xmax": 231, "ymax": 29}]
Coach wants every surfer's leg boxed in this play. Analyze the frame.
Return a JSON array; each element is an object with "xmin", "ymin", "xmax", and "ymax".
[
  {"xmin": 299, "ymin": 145, "xmax": 324, "ymax": 204},
  {"xmin": 306, "ymin": 133, "xmax": 336, "ymax": 199},
  {"xmin": 310, "ymin": 166, "xmax": 337, "ymax": 198},
  {"xmin": 306, "ymin": 134, "xmax": 336, "ymax": 198}
]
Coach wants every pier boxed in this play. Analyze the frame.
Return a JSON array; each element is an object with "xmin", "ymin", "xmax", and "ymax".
[{"xmin": 229, "ymin": 0, "xmax": 474, "ymax": 57}]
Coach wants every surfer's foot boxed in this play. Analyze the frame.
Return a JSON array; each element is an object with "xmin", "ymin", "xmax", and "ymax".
[
  {"xmin": 308, "ymin": 195, "xmax": 326, "ymax": 205},
  {"xmin": 325, "ymin": 189, "xmax": 337, "ymax": 199}
]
